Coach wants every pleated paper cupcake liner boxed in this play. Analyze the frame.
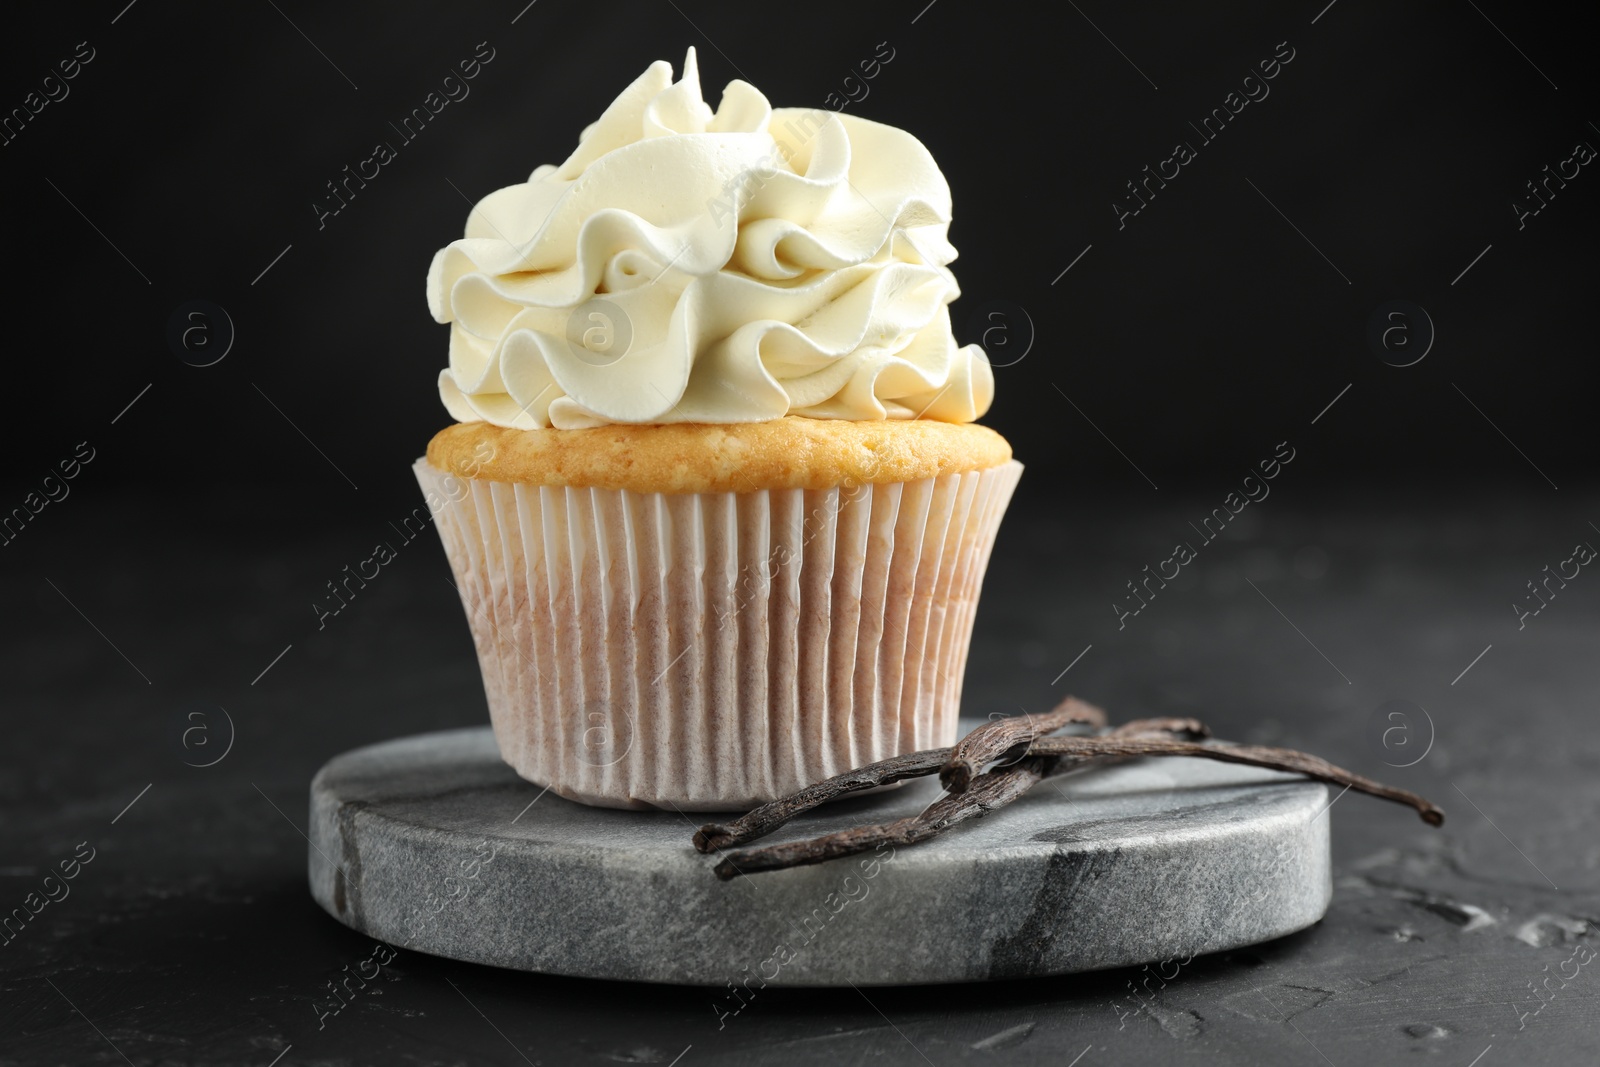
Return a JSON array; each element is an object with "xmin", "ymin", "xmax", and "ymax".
[{"xmin": 414, "ymin": 458, "xmax": 1022, "ymax": 810}]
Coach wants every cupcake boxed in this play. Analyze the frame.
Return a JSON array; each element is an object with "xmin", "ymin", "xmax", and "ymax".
[{"xmin": 416, "ymin": 49, "xmax": 1019, "ymax": 810}]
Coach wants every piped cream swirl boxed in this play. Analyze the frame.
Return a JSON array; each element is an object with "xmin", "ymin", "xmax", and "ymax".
[{"xmin": 428, "ymin": 48, "xmax": 993, "ymax": 429}]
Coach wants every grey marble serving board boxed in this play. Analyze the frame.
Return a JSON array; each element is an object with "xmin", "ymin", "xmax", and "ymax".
[{"xmin": 307, "ymin": 724, "xmax": 1331, "ymax": 986}]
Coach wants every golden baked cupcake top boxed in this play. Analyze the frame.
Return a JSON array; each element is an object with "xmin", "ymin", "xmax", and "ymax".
[{"xmin": 427, "ymin": 417, "xmax": 1011, "ymax": 494}]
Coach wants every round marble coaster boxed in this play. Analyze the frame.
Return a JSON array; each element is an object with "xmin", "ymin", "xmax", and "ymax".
[{"xmin": 307, "ymin": 725, "xmax": 1331, "ymax": 986}]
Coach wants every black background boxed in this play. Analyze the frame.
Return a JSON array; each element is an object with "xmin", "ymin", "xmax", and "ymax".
[
  {"xmin": 2, "ymin": 0, "xmax": 1593, "ymax": 505},
  {"xmin": 3, "ymin": 3, "xmax": 1598, "ymax": 1065}
]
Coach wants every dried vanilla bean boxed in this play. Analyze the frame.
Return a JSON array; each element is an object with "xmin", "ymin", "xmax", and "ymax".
[
  {"xmin": 1109, "ymin": 717, "xmax": 1211, "ymax": 739},
  {"xmin": 940, "ymin": 710, "xmax": 1204, "ymax": 794},
  {"xmin": 698, "ymin": 698, "xmax": 1108, "ymax": 852},
  {"xmin": 713, "ymin": 756, "xmax": 1059, "ymax": 880},
  {"xmin": 1029, "ymin": 736, "xmax": 1444, "ymax": 825},
  {"xmin": 940, "ymin": 695, "xmax": 1106, "ymax": 792},
  {"xmin": 693, "ymin": 748, "xmax": 950, "ymax": 854},
  {"xmin": 700, "ymin": 709, "xmax": 1445, "ymax": 879}
]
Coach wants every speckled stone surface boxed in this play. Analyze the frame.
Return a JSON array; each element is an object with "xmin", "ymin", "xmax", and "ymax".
[{"xmin": 307, "ymin": 723, "xmax": 1331, "ymax": 986}]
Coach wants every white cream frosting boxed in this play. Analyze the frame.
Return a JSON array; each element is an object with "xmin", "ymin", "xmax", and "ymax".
[{"xmin": 428, "ymin": 48, "xmax": 993, "ymax": 429}]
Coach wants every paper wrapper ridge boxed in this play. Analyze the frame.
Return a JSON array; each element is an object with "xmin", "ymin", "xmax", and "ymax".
[{"xmin": 414, "ymin": 458, "xmax": 1022, "ymax": 810}]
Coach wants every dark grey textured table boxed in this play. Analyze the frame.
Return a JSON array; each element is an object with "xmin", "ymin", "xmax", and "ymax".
[{"xmin": 2, "ymin": 485, "xmax": 1596, "ymax": 1065}]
